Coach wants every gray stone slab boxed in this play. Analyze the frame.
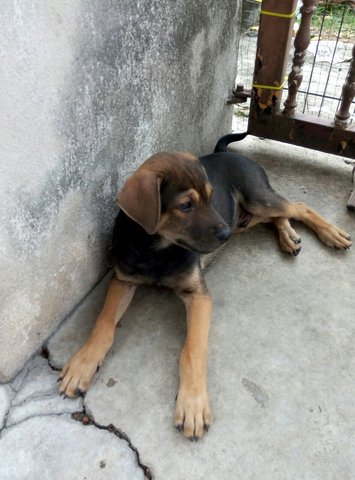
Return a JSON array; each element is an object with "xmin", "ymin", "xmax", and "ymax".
[
  {"xmin": 48, "ymin": 137, "xmax": 355, "ymax": 479},
  {"xmin": 0, "ymin": 416, "xmax": 144, "ymax": 480},
  {"xmin": 1, "ymin": 354, "xmax": 145, "ymax": 479},
  {"xmin": 6, "ymin": 356, "xmax": 82, "ymax": 428},
  {"xmin": 0, "ymin": 386, "xmax": 10, "ymax": 430}
]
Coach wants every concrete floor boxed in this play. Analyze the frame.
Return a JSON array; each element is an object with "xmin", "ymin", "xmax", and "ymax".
[{"xmin": 1, "ymin": 136, "xmax": 354, "ymax": 479}]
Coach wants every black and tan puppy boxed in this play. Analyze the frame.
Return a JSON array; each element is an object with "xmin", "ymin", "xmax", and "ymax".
[{"xmin": 59, "ymin": 135, "xmax": 351, "ymax": 439}]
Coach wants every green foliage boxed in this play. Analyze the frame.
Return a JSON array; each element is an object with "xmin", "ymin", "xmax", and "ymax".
[{"xmin": 311, "ymin": 3, "xmax": 354, "ymax": 40}]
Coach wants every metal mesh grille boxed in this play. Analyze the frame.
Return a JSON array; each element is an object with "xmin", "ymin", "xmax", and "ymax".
[
  {"xmin": 297, "ymin": 1, "xmax": 355, "ymax": 118},
  {"xmin": 233, "ymin": 0, "xmax": 355, "ymax": 132}
]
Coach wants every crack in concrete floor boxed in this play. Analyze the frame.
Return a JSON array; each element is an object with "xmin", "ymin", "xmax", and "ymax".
[
  {"xmin": 0, "ymin": 353, "xmax": 150, "ymax": 480},
  {"xmin": 42, "ymin": 346, "xmax": 154, "ymax": 478},
  {"xmin": 71, "ymin": 409, "xmax": 154, "ymax": 479}
]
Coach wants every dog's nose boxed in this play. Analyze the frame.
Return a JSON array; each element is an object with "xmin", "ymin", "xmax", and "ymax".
[{"xmin": 215, "ymin": 225, "xmax": 231, "ymax": 243}]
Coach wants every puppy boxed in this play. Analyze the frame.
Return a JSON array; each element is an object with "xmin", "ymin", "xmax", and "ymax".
[{"xmin": 59, "ymin": 135, "xmax": 351, "ymax": 439}]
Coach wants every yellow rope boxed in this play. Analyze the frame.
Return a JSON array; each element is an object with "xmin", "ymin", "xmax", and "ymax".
[
  {"xmin": 260, "ymin": 9, "xmax": 297, "ymax": 19},
  {"xmin": 252, "ymin": 82, "xmax": 286, "ymax": 90}
]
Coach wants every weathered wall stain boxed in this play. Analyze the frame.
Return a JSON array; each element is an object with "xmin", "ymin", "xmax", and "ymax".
[{"xmin": 0, "ymin": 0, "xmax": 241, "ymax": 380}]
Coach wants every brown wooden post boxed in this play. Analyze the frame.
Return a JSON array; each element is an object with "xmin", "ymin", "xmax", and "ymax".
[
  {"xmin": 283, "ymin": 0, "xmax": 318, "ymax": 116},
  {"xmin": 248, "ymin": 0, "xmax": 298, "ymax": 130},
  {"xmin": 346, "ymin": 178, "xmax": 355, "ymax": 211},
  {"xmin": 335, "ymin": 43, "xmax": 355, "ymax": 127}
]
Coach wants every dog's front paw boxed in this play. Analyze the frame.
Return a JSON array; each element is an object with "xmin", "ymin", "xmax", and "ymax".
[
  {"xmin": 58, "ymin": 346, "xmax": 102, "ymax": 398},
  {"xmin": 174, "ymin": 388, "xmax": 212, "ymax": 440}
]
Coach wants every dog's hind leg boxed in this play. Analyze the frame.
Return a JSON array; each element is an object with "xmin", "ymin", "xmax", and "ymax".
[
  {"xmin": 59, "ymin": 276, "xmax": 136, "ymax": 397},
  {"xmin": 282, "ymin": 202, "xmax": 352, "ymax": 249},
  {"xmin": 273, "ymin": 217, "xmax": 302, "ymax": 255},
  {"xmin": 243, "ymin": 198, "xmax": 352, "ymax": 252},
  {"xmin": 236, "ymin": 211, "xmax": 302, "ymax": 256}
]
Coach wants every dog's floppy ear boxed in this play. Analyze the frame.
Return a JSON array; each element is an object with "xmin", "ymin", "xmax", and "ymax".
[{"xmin": 117, "ymin": 171, "xmax": 162, "ymax": 235}]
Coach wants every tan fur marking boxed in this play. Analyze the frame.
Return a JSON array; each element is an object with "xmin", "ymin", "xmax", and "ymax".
[
  {"xmin": 273, "ymin": 217, "xmax": 302, "ymax": 254},
  {"xmin": 283, "ymin": 202, "xmax": 351, "ymax": 248},
  {"xmin": 236, "ymin": 200, "xmax": 351, "ymax": 250},
  {"xmin": 235, "ymin": 215, "xmax": 272, "ymax": 232},
  {"xmin": 59, "ymin": 277, "xmax": 136, "ymax": 397},
  {"xmin": 241, "ymin": 204, "xmax": 287, "ymax": 219},
  {"xmin": 174, "ymin": 188, "xmax": 200, "ymax": 206},
  {"xmin": 175, "ymin": 292, "xmax": 212, "ymax": 438},
  {"xmin": 205, "ymin": 183, "xmax": 213, "ymax": 199}
]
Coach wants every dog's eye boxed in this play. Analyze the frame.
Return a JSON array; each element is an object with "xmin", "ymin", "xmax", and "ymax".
[{"xmin": 178, "ymin": 201, "xmax": 194, "ymax": 212}]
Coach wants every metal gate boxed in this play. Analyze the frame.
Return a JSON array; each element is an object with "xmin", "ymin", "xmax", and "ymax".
[{"xmin": 230, "ymin": 0, "xmax": 355, "ymax": 205}]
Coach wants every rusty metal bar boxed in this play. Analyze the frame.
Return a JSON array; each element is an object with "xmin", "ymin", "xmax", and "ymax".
[
  {"xmin": 346, "ymin": 166, "xmax": 355, "ymax": 212},
  {"xmin": 283, "ymin": 0, "xmax": 318, "ymax": 116},
  {"xmin": 347, "ymin": 163, "xmax": 355, "ymax": 211},
  {"xmin": 337, "ymin": 43, "xmax": 355, "ymax": 209},
  {"xmin": 335, "ymin": 43, "xmax": 355, "ymax": 127},
  {"xmin": 226, "ymin": 84, "xmax": 251, "ymax": 104},
  {"xmin": 249, "ymin": 111, "xmax": 355, "ymax": 159},
  {"xmin": 248, "ymin": 0, "xmax": 298, "ymax": 125}
]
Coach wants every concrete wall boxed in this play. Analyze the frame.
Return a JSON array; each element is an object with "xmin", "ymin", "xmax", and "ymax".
[{"xmin": 0, "ymin": 0, "xmax": 241, "ymax": 381}]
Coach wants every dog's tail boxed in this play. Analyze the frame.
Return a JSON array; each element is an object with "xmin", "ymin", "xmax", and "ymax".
[{"xmin": 214, "ymin": 132, "xmax": 248, "ymax": 153}]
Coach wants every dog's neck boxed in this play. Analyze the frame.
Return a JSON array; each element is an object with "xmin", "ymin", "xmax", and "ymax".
[{"xmin": 153, "ymin": 236, "xmax": 175, "ymax": 250}]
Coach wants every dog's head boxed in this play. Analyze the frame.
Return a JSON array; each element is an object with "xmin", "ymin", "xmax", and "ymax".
[{"xmin": 117, "ymin": 152, "xmax": 230, "ymax": 254}]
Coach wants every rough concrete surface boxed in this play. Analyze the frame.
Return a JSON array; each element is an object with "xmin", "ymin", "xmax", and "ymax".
[
  {"xmin": 0, "ymin": 0, "xmax": 241, "ymax": 380},
  {"xmin": 0, "ymin": 355, "xmax": 145, "ymax": 480},
  {"xmin": 1, "ymin": 137, "xmax": 354, "ymax": 479}
]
